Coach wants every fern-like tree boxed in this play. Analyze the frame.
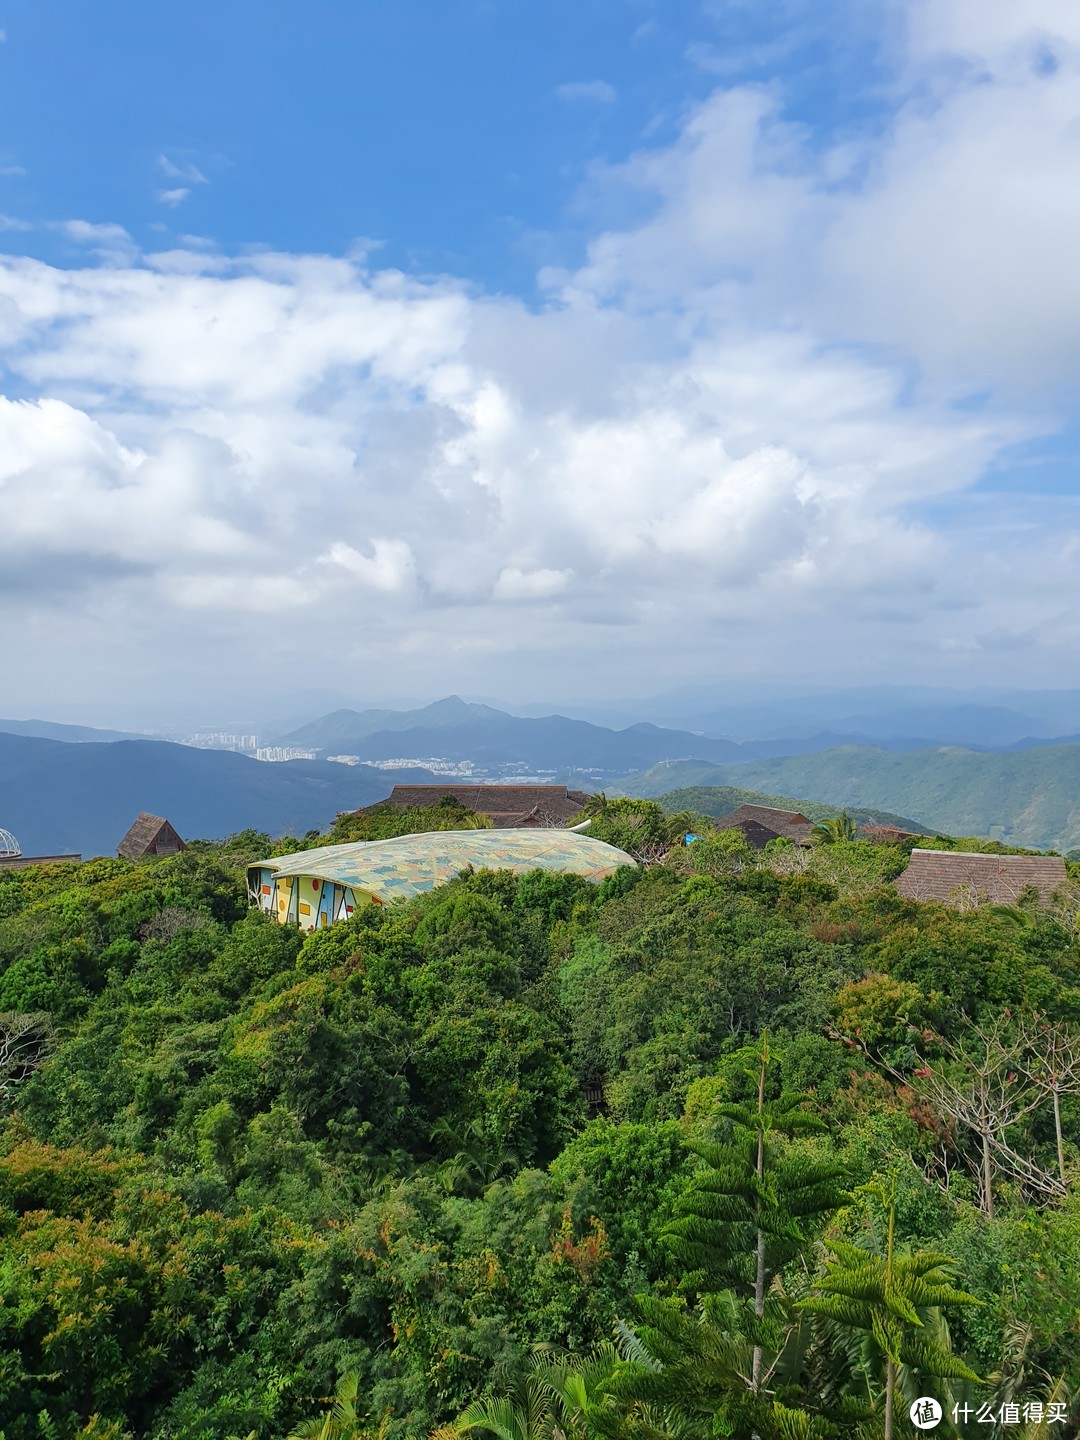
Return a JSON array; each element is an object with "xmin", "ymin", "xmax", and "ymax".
[
  {"xmin": 665, "ymin": 1035, "xmax": 849, "ymax": 1392},
  {"xmin": 799, "ymin": 1182, "xmax": 981, "ymax": 1440},
  {"xmin": 441, "ymin": 1349, "xmax": 621, "ymax": 1440}
]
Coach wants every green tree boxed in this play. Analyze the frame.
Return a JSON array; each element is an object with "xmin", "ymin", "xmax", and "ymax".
[
  {"xmin": 665, "ymin": 1036, "xmax": 848, "ymax": 1390},
  {"xmin": 289, "ymin": 1373, "xmax": 367, "ymax": 1440},
  {"xmin": 799, "ymin": 1181, "xmax": 981, "ymax": 1440}
]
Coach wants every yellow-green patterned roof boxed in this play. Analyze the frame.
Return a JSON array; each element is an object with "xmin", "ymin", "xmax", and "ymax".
[{"xmin": 257, "ymin": 828, "xmax": 635, "ymax": 901}]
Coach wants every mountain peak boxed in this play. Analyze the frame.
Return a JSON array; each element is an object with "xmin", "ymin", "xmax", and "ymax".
[{"xmin": 416, "ymin": 696, "xmax": 505, "ymax": 725}]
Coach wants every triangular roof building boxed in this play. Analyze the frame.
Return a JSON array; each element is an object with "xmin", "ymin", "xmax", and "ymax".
[{"xmin": 118, "ymin": 813, "xmax": 186, "ymax": 859}]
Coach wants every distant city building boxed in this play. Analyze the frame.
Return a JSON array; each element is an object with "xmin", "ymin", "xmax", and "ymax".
[
  {"xmin": 364, "ymin": 757, "xmax": 480, "ymax": 775},
  {"xmin": 118, "ymin": 813, "xmax": 186, "ymax": 859},
  {"xmin": 896, "ymin": 849, "xmax": 1067, "ymax": 908},
  {"xmin": 359, "ymin": 783, "xmax": 591, "ymax": 829},
  {"xmin": 255, "ymin": 746, "xmax": 317, "ymax": 762},
  {"xmin": 183, "ymin": 732, "xmax": 259, "ymax": 752},
  {"xmin": 712, "ymin": 803, "xmax": 817, "ymax": 849}
]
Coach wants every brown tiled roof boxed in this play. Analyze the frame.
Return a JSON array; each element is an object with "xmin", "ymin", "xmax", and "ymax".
[
  {"xmin": 713, "ymin": 803, "xmax": 817, "ymax": 846},
  {"xmin": 364, "ymin": 785, "xmax": 590, "ymax": 827},
  {"xmin": 896, "ymin": 849, "xmax": 1067, "ymax": 907},
  {"xmin": 118, "ymin": 813, "xmax": 186, "ymax": 859}
]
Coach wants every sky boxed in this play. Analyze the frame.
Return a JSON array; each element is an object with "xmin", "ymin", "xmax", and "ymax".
[{"xmin": 2, "ymin": 0, "xmax": 1080, "ymax": 720}]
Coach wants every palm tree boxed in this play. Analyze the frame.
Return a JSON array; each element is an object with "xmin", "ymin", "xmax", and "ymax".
[
  {"xmin": 443, "ymin": 1349, "xmax": 619, "ymax": 1440},
  {"xmin": 813, "ymin": 816, "xmax": 857, "ymax": 845},
  {"xmin": 289, "ymin": 1373, "xmax": 370, "ymax": 1440}
]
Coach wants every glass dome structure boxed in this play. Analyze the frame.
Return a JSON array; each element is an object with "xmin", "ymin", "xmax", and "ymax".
[{"xmin": 0, "ymin": 828, "xmax": 21, "ymax": 857}]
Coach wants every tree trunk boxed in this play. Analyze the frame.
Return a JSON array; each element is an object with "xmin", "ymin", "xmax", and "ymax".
[
  {"xmin": 751, "ymin": 1048, "xmax": 767, "ymax": 1392},
  {"xmin": 981, "ymin": 1128, "xmax": 994, "ymax": 1218},
  {"xmin": 884, "ymin": 1358, "xmax": 896, "ymax": 1440},
  {"xmin": 1053, "ymin": 1088, "xmax": 1066, "ymax": 1186},
  {"xmin": 751, "ymin": 1214, "xmax": 766, "ymax": 1389}
]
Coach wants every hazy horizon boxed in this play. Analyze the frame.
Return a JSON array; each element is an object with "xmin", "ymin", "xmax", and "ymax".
[{"xmin": 8, "ymin": 680, "xmax": 1080, "ymax": 742}]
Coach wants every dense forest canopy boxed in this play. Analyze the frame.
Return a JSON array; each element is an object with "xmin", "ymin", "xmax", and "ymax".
[{"xmin": 0, "ymin": 798, "xmax": 1077, "ymax": 1438}]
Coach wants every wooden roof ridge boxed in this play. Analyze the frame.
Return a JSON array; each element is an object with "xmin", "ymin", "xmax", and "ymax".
[{"xmin": 725, "ymin": 802, "xmax": 813, "ymax": 825}]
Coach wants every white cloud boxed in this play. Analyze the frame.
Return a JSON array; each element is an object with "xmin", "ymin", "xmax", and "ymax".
[
  {"xmin": 155, "ymin": 155, "xmax": 208, "ymax": 207},
  {"xmin": 322, "ymin": 539, "xmax": 417, "ymax": 593},
  {"xmin": 157, "ymin": 154, "xmax": 208, "ymax": 185},
  {"xmin": 0, "ymin": 214, "xmax": 30, "ymax": 231},
  {"xmin": 555, "ymin": 80, "xmax": 617, "ymax": 104},
  {"xmin": 494, "ymin": 566, "xmax": 573, "ymax": 600},
  {"xmin": 53, "ymin": 220, "xmax": 138, "ymax": 265},
  {"xmin": 565, "ymin": 2, "xmax": 1080, "ymax": 395},
  {"xmin": 0, "ymin": 241, "xmax": 1016, "ymax": 697}
]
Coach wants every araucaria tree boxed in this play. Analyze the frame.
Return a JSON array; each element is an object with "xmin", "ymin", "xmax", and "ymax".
[
  {"xmin": 664, "ymin": 1036, "xmax": 849, "ymax": 1392},
  {"xmin": 799, "ymin": 1182, "xmax": 981, "ymax": 1440}
]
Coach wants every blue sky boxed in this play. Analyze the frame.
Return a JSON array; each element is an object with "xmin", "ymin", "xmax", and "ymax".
[
  {"xmin": 1, "ymin": 0, "xmax": 1079, "ymax": 716},
  {"xmin": 0, "ymin": 0, "xmax": 888, "ymax": 287}
]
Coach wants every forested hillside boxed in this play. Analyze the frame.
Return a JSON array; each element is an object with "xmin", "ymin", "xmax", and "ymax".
[
  {"xmin": 646, "ymin": 783, "xmax": 929, "ymax": 833},
  {"xmin": 621, "ymin": 745, "xmax": 1080, "ymax": 851},
  {"xmin": 1, "ymin": 805, "xmax": 1078, "ymax": 1438}
]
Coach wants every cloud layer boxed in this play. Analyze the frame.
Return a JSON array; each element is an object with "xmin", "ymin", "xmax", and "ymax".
[{"xmin": 2, "ymin": 0, "xmax": 1079, "ymax": 707}]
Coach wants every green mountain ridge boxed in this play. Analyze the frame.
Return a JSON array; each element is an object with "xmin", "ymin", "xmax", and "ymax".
[
  {"xmin": 616, "ymin": 744, "xmax": 1080, "ymax": 850},
  {"xmin": 648, "ymin": 784, "xmax": 930, "ymax": 834}
]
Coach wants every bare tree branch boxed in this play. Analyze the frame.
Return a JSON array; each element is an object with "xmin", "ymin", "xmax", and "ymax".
[{"xmin": 0, "ymin": 1012, "xmax": 55, "ymax": 1108}]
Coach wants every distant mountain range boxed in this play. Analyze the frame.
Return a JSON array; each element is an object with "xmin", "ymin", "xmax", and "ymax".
[
  {"xmin": 0, "ymin": 734, "xmax": 441, "ymax": 859},
  {"xmin": 275, "ymin": 695, "xmax": 1015, "ymax": 772},
  {"xmin": 617, "ymin": 746, "xmax": 1080, "ymax": 852},
  {"xmin": 8, "ymin": 695, "xmax": 1080, "ymax": 853},
  {"xmin": 0, "ymin": 717, "xmax": 153, "ymax": 744}
]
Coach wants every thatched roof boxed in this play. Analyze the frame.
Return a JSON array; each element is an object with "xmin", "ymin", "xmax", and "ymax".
[
  {"xmin": 118, "ymin": 813, "xmax": 186, "ymax": 859},
  {"xmin": 896, "ymin": 849, "xmax": 1067, "ymax": 907},
  {"xmin": 365, "ymin": 784, "xmax": 590, "ymax": 828},
  {"xmin": 712, "ymin": 803, "xmax": 817, "ymax": 848}
]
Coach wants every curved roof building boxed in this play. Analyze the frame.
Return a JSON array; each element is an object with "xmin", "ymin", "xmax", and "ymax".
[
  {"xmin": 0, "ymin": 828, "xmax": 21, "ymax": 858},
  {"xmin": 249, "ymin": 828, "xmax": 636, "ymax": 930}
]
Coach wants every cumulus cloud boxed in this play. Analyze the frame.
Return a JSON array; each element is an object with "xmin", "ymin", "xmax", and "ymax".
[{"xmin": 2, "ymin": 0, "xmax": 1079, "ymax": 703}]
